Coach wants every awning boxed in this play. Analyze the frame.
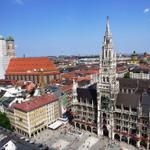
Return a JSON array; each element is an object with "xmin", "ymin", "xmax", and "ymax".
[{"xmin": 48, "ymin": 120, "xmax": 63, "ymax": 130}]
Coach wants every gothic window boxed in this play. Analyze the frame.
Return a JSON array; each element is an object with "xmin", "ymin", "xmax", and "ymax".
[
  {"xmin": 131, "ymin": 108, "xmax": 137, "ymax": 112},
  {"xmin": 83, "ymin": 99, "xmax": 86, "ymax": 103},
  {"xmin": 124, "ymin": 89, "xmax": 126, "ymax": 93},
  {"xmin": 128, "ymin": 89, "xmax": 131, "ymax": 94},
  {"xmin": 105, "ymin": 50, "xmax": 107, "ymax": 58},
  {"xmin": 103, "ymin": 113, "xmax": 106, "ymax": 117},
  {"xmin": 103, "ymin": 77, "xmax": 105, "ymax": 82},
  {"xmin": 107, "ymin": 77, "xmax": 109, "ymax": 82},
  {"xmin": 124, "ymin": 107, "xmax": 129, "ymax": 111},
  {"xmin": 90, "ymin": 100, "xmax": 92, "ymax": 105},
  {"xmin": 77, "ymin": 106, "xmax": 81, "ymax": 110},
  {"xmin": 116, "ymin": 125, "xmax": 120, "ymax": 130},
  {"xmin": 109, "ymin": 50, "xmax": 111, "ymax": 58}
]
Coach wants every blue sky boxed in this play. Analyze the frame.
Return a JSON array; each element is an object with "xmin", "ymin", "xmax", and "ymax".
[{"xmin": 0, "ymin": 0, "xmax": 150, "ymax": 57}]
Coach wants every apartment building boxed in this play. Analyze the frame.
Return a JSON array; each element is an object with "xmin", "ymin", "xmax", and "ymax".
[{"xmin": 13, "ymin": 94, "xmax": 60, "ymax": 137}]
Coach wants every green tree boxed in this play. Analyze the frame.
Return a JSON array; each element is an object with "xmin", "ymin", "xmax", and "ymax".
[
  {"xmin": 0, "ymin": 112, "xmax": 12, "ymax": 130},
  {"xmin": 124, "ymin": 72, "xmax": 130, "ymax": 78}
]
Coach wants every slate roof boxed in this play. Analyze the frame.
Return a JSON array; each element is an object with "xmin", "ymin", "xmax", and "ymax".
[
  {"xmin": 141, "ymin": 94, "xmax": 150, "ymax": 116},
  {"xmin": 118, "ymin": 78, "xmax": 150, "ymax": 92},
  {"xmin": 116, "ymin": 93, "xmax": 140, "ymax": 108},
  {"xmin": 78, "ymin": 80, "xmax": 90, "ymax": 87},
  {"xmin": 0, "ymin": 90, "xmax": 6, "ymax": 98},
  {"xmin": 117, "ymin": 78, "xmax": 150, "ymax": 115},
  {"xmin": 118, "ymin": 78, "xmax": 138, "ymax": 89},
  {"xmin": 0, "ymin": 97, "xmax": 15, "ymax": 107},
  {"xmin": 131, "ymin": 67, "xmax": 149, "ymax": 73},
  {"xmin": 0, "ymin": 137, "xmax": 11, "ymax": 149},
  {"xmin": 77, "ymin": 83, "xmax": 97, "ymax": 106}
]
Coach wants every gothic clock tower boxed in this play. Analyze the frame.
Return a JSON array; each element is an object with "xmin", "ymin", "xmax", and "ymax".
[{"xmin": 97, "ymin": 16, "xmax": 119, "ymax": 138}]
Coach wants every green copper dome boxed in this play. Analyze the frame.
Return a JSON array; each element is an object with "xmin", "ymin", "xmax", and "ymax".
[
  {"xmin": 0, "ymin": 35, "xmax": 4, "ymax": 40},
  {"xmin": 6, "ymin": 36, "xmax": 14, "ymax": 41}
]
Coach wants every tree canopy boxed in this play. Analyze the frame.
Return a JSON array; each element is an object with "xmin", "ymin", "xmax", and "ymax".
[
  {"xmin": 124, "ymin": 72, "xmax": 130, "ymax": 78},
  {"xmin": 0, "ymin": 112, "xmax": 12, "ymax": 130}
]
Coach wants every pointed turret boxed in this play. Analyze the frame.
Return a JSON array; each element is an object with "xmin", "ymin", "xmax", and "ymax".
[
  {"xmin": 102, "ymin": 16, "xmax": 114, "ymax": 60},
  {"xmin": 72, "ymin": 79, "xmax": 78, "ymax": 103}
]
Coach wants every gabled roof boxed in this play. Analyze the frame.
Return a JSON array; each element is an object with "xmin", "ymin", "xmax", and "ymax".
[{"xmin": 6, "ymin": 57, "xmax": 58, "ymax": 74}]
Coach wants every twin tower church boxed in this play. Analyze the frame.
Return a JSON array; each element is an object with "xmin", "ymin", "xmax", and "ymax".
[
  {"xmin": 0, "ymin": 35, "xmax": 15, "ymax": 79},
  {"xmin": 71, "ymin": 16, "xmax": 150, "ymax": 149}
]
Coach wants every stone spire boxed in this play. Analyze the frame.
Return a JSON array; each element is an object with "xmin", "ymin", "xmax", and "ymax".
[
  {"xmin": 97, "ymin": 16, "xmax": 119, "ymax": 137},
  {"xmin": 102, "ymin": 16, "xmax": 114, "ymax": 62},
  {"xmin": 105, "ymin": 16, "xmax": 111, "ymax": 36}
]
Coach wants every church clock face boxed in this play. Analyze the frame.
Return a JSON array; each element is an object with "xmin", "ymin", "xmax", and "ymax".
[{"xmin": 104, "ymin": 68, "xmax": 107, "ymax": 72}]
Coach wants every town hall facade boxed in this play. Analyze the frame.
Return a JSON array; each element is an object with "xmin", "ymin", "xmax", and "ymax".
[{"xmin": 71, "ymin": 16, "xmax": 150, "ymax": 149}]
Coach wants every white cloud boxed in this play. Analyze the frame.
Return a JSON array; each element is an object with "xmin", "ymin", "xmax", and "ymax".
[
  {"xmin": 144, "ymin": 8, "xmax": 150, "ymax": 13},
  {"xmin": 14, "ymin": 0, "xmax": 24, "ymax": 5},
  {"xmin": 15, "ymin": 44, "xmax": 19, "ymax": 49}
]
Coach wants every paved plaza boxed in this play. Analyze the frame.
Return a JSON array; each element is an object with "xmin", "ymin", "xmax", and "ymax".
[
  {"xmin": 52, "ymin": 139, "xmax": 69, "ymax": 150},
  {"xmin": 30, "ymin": 123, "xmax": 138, "ymax": 150},
  {"xmin": 78, "ymin": 136, "xmax": 99, "ymax": 150}
]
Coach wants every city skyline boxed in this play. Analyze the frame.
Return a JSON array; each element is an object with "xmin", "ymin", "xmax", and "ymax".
[{"xmin": 0, "ymin": 0, "xmax": 150, "ymax": 57}]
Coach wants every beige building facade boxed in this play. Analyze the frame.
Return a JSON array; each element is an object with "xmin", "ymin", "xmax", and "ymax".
[{"xmin": 11, "ymin": 94, "xmax": 60, "ymax": 137}]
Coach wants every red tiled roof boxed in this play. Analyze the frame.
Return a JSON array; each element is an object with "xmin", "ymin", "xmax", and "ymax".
[
  {"xmin": 61, "ymin": 72, "xmax": 75, "ymax": 79},
  {"xmin": 116, "ymin": 66, "xmax": 128, "ymax": 73},
  {"xmin": 0, "ymin": 79, "xmax": 17, "ymax": 85},
  {"xmin": 14, "ymin": 94, "xmax": 58, "ymax": 112},
  {"xmin": 6, "ymin": 57, "xmax": 58, "ymax": 74},
  {"xmin": 77, "ymin": 76, "xmax": 91, "ymax": 82},
  {"xmin": 6, "ymin": 72, "xmax": 60, "ymax": 75},
  {"xmin": 60, "ymin": 85, "xmax": 72, "ymax": 93},
  {"xmin": 140, "ymin": 64, "xmax": 150, "ymax": 70}
]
